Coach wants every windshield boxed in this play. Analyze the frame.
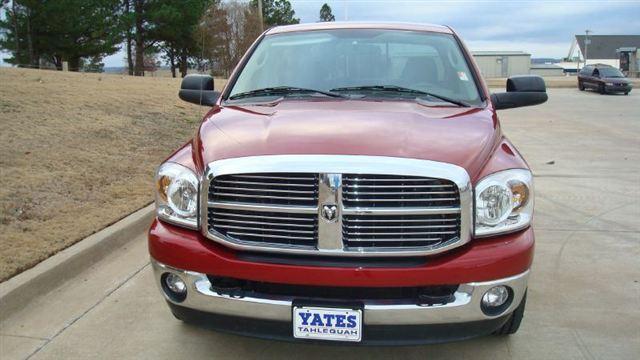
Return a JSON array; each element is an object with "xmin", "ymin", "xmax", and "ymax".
[
  {"xmin": 598, "ymin": 67, "xmax": 624, "ymax": 78},
  {"xmin": 227, "ymin": 29, "xmax": 482, "ymax": 106}
]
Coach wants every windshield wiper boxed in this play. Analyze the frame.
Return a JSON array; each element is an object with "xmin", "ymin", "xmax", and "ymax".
[
  {"xmin": 228, "ymin": 86, "xmax": 347, "ymax": 100},
  {"xmin": 330, "ymin": 85, "xmax": 470, "ymax": 107}
]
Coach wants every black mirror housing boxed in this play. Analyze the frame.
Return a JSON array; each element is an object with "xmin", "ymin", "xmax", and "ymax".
[
  {"xmin": 491, "ymin": 75, "xmax": 548, "ymax": 110},
  {"xmin": 178, "ymin": 74, "xmax": 220, "ymax": 106}
]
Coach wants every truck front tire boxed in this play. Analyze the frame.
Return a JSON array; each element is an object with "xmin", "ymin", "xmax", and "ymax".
[{"xmin": 494, "ymin": 291, "xmax": 527, "ymax": 335}]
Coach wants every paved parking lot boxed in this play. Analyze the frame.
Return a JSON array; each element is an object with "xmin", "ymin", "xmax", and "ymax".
[{"xmin": 1, "ymin": 88, "xmax": 639, "ymax": 359}]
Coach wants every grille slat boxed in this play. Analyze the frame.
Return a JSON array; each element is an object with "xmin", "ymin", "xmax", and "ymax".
[
  {"xmin": 346, "ymin": 184, "xmax": 455, "ymax": 189},
  {"xmin": 209, "ymin": 201, "xmax": 317, "ymax": 214},
  {"xmin": 226, "ymin": 231, "xmax": 315, "ymax": 241},
  {"xmin": 345, "ymin": 224, "xmax": 457, "ymax": 229},
  {"xmin": 347, "ymin": 237, "xmax": 443, "ymax": 242},
  {"xmin": 231, "ymin": 175, "xmax": 317, "ymax": 181},
  {"xmin": 343, "ymin": 197, "xmax": 458, "ymax": 202},
  {"xmin": 346, "ymin": 177, "xmax": 443, "ymax": 182},
  {"xmin": 345, "ymin": 230, "xmax": 456, "ymax": 236},
  {"xmin": 215, "ymin": 224, "xmax": 316, "ymax": 234},
  {"xmin": 215, "ymin": 186, "xmax": 317, "ymax": 194},
  {"xmin": 213, "ymin": 192, "xmax": 315, "ymax": 202},
  {"xmin": 344, "ymin": 190, "xmax": 457, "ymax": 195},
  {"xmin": 343, "ymin": 217, "xmax": 458, "ymax": 223},
  {"xmin": 212, "ymin": 218, "xmax": 316, "ymax": 228},
  {"xmin": 215, "ymin": 180, "xmax": 317, "ymax": 188}
]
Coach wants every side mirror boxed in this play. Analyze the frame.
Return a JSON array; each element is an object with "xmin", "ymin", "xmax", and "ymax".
[
  {"xmin": 178, "ymin": 74, "xmax": 220, "ymax": 106},
  {"xmin": 490, "ymin": 75, "xmax": 548, "ymax": 110}
]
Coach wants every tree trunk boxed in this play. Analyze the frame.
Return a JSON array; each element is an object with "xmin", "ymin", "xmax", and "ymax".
[
  {"xmin": 133, "ymin": 0, "xmax": 144, "ymax": 76},
  {"xmin": 11, "ymin": 0, "xmax": 21, "ymax": 64},
  {"xmin": 124, "ymin": 0, "xmax": 134, "ymax": 75},
  {"xmin": 68, "ymin": 57, "xmax": 80, "ymax": 72},
  {"xmin": 126, "ymin": 35, "xmax": 134, "ymax": 75},
  {"xmin": 169, "ymin": 50, "xmax": 176, "ymax": 78},
  {"xmin": 26, "ymin": 7, "xmax": 36, "ymax": 68},
  {"xmin": 179, "ymin": 49, "xmax": 188, "ymax": 78}
]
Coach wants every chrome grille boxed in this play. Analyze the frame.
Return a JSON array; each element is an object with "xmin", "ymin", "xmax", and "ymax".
[
  {"xmin": 203, "ymin": 155, "xmax": 471, "ymax": 257},
  {"xmin": 342, "ymin": 174, "xmax": 459, "ymax": 208},
  {"xmin": 208, "ymin": 208, "xmax": 317, "ymax": 247},
  {"xmin": 210, "ymin": 173, "xmax": 318, "ymax": 206}
]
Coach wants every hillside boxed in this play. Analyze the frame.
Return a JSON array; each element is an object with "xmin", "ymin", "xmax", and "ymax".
[{"xmin": 0, "ymin": 68, "xmax": 225, "ymax": 281}]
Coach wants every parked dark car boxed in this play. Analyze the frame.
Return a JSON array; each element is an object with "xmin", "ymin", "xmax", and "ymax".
[{"xmin": 578, "ymin": 64, "xmax": 632, "ymax": 95}]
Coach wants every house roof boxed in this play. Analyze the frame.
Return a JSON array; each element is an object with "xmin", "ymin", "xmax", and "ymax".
[{"xmin": 575, "ymin": 35, "xmax": 640, "ymax": 59}]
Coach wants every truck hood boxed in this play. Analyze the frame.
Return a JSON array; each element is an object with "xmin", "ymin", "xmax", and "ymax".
[{"xmin": 195, "ymin": 99, "xmax": 500, "ymax": 178}]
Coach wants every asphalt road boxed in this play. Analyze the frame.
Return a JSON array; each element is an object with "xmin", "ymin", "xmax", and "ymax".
[{"xmin": 2, "ymin": 88, "xmax": 639, "ymax": 359}]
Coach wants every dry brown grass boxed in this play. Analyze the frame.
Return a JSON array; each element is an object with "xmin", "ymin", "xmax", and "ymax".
[{"xmin": 0, "ymin": 67, "xmax": 226, "ymax": 281}]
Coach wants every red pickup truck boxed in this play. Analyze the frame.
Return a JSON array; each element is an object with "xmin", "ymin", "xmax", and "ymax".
[{"xmin": 149, "ymin": 22, "xmax": 547, "ymax": 345}]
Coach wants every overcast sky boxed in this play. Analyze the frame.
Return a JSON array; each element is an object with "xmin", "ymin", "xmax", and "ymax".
[{"xmin": 3, "ymin": 0, "xmax": 640, "ymax": 67}]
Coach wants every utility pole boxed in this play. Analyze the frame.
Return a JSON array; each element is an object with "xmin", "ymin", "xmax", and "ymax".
[
  {"xmin": 344, "ymin": 0, "xmax": 348, "ymax": 20},
  {"xmin": 258, "ymin": 0, "xmax": 264, "ymax": 32},
  {"xmin": 584, "ymin": 29, "xmax": 591, "ymax": 67}
]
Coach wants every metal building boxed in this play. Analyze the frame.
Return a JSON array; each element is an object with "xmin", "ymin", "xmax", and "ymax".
[
  {"xmin": 472, "ymin": 51, "xmax": 531, "ymax": 78},
  {"xmin": 530, "ymin": 64, "xmax": 564, "ymax": 77}
]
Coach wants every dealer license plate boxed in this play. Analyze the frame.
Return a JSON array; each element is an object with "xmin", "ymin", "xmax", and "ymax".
[{"xmin": 293, "ymin": 306, "xmax": 362, "ymax": 342}]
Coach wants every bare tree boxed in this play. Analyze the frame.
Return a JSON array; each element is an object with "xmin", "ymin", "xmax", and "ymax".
[{"xmin": 199, "ymin": 0, "xmax": 262, "ymax": 77}]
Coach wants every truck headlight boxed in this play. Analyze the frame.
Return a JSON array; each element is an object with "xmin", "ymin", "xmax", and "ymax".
[
  {"xmin": 155, "ymin": 162, "xmax": 199, "ymax": 229},
  {"xmin": 475, "ymin": 169, "xmax": 533, "ymax": 237}
]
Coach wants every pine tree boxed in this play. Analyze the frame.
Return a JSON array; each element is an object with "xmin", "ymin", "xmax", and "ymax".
[
  {"xmin": 0, "ymin": 0, "xmax": 124, "ymax": 71},
  {"xmin": 147, "ymin": 0, "xmax": 210, "ymax": 77},
  {"xmin": 319, "ymin": 3, "xmax": 335, "ymax": 22},
  {"xmin": 250, "ymin": 0, "xmax": 299, "ymax": 27}
]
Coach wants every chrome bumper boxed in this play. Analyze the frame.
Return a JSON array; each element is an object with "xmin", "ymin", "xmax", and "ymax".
[{"xmin": 151, "ymin": 259, "xmax": 529, "ymax": 326}]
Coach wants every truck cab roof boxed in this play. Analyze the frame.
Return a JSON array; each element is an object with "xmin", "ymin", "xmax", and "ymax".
[{"xmin": 266, "ymin": 21, "xmax": 453, "ymax": 35}]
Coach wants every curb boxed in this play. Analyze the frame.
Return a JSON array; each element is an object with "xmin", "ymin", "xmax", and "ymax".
[{"xmin": 0, "ymin": 205, "xmax": 155, "ymax": 321}]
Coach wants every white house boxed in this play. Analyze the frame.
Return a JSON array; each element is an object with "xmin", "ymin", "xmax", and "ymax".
[{"xmin": 560, "ymin": 35, "xmax": 640, "ymax": 75}]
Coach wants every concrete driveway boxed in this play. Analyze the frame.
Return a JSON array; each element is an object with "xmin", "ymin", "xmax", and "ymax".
[{"xmin": 2, "ymin": 88, "xmax": 639, "ymax": 359}]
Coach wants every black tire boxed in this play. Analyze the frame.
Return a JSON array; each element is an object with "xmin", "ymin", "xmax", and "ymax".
[
  {"xmin": 494, "ymin": 291, "xmax": 527, "ymax": 335},
  {"xmin": 578, "ymin": 81, "xmax": 584, "ymax": 91},
  {"xmin": 599, "ymin": 84, "xmax": 606, "ymax": 94},
  {"xmin": 624, "ymin": 92, "xmax": 629, "ymax": 95}
]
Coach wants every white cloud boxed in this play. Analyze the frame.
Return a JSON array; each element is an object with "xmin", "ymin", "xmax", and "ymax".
[{"xmin": 292, "ymin": 0, "xmax": 640, "ymax": 57}]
